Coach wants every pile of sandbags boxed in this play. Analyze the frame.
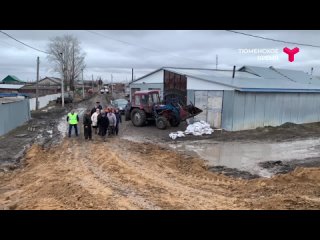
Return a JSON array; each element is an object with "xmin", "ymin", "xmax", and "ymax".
[
  {"xmin": 185, "ymin": 121, "xmax": 214, "ymax": 136},
  {"xmin": 169, "ymin": 131, "xmax": 185, "ymax": 140},
  {"xmin": 169, "ymin": 121, "xmax": 214, "ymax": 139}
]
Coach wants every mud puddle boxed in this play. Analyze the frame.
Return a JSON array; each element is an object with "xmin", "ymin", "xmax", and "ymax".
[
  {"xmin": 120, "ymin": 135, "xmax": 154, "ymax": 143},
  {"xmin": 57, "ymin": 107, "xmax": 86, "ymax": 139},
  {"xmin": 169, "ymin": 138, "xmax": 320, "ymax": 178}
]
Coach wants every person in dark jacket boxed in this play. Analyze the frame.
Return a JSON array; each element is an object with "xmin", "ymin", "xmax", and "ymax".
[
  {"xmin": 83, "ymin": 109, "xmax": 92, "ymax": 140},
  {"xmin": 114, "ymin": 108, "xmax": 122, "ymax": 136},
  {"xmin": 97, "ymin": 110, "xmax": 109, "ymax": 141},
  {"xmin": 91, "ymin": 101, "xmax": 103, "ymax": 115}
]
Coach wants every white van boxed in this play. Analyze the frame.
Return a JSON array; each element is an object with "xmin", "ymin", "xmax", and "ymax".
[{"xmin": 100, "ymin": 87, "xmax": 109, "ymax": 94}]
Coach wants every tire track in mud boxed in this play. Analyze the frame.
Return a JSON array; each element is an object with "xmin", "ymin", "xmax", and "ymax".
[
  {"xmin": 64, "ymin": 140, "xmax": 117, "ymax": 209},
  {"xmin": 75, "ymin": 139, "xmax": 162, "ymax": 210},
  {"xmin": 107, "ymin": 139, "xmax": 242, "ymax": 209}
]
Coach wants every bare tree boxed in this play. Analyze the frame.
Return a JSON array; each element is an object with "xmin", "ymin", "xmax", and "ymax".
[{"xmin": 47, "ymin": 35, "xmax": 86, "ymax": 92}]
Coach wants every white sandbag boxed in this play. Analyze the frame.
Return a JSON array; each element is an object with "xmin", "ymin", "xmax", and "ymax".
[
  {"xmin": 169, "ymin": 120, "xmax": 214, "ymax": 139},
  {"xmin": 169, "ymin": 133, "xmax": 178, "ymax": 140}
]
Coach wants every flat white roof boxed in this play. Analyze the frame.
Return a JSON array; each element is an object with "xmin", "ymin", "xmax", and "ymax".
[{"xmin": 0, "ymin": 84, "xmax": 24, "ymax": 89}]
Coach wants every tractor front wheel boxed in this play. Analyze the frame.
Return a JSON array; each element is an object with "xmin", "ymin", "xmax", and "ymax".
[
  {"xmin": 131, "ymin": 109, "xmax": 146, "ymax": 127},
  {"xmin": 156, "ymin": 116, "xmax": 169, "ymax": 130},
  {"xmin": 169, "ymin": 115, "xmax": 180, "ymax": 127}
]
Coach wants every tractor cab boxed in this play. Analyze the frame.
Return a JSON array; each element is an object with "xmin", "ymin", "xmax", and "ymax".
[{"xmin": 132, "ymin": 90, "xmax": 161, "ymax": 113}]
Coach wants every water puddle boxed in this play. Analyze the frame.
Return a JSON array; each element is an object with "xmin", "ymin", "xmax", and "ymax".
[
  {"xmin": 169, "ymin": 138, "xmax": 320, "ymax": 177},
  {"xmin": 57, "ymin": 118, "xmax": 68, "ymax": 137},
  {"xmin": 57, "ymin": 107, "xmax": 86, "ymax": 138},
  {"xmin": 121, "ymin": 136, "xmax": 149, "ymax": 143}
]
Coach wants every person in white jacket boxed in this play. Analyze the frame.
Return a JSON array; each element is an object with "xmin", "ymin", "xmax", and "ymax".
[{"xmin": 91, "ymin": 108, "xmax": 100, "ymax": 134}]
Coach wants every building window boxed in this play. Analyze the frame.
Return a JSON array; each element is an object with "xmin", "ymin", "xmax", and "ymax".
[
  {"xmin": 131, "ymin": 88, "xmax": 140, "ymax": 96},
  {"xmin": 152, "ymin": 93, "xmax": 160, "ymax": 104},
  {"xmin": 135, "ymin": 95, "xmax": 140, "ymax": 105},
  {"xmin": 148, "ymin": 88, "xmax": 162, "ymax": 100},
  {"xmin": 141, "ymin": 94, "xmax": 148, "ymax": 105}
]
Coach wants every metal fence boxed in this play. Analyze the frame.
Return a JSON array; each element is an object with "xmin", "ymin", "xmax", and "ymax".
[
  {"xmin": 0, "ymin": 99, "xmax": 31, "ymax": 136},
  {"xmin": 222, "ymin": 91, "xmax": 320, "ymax": 131}
]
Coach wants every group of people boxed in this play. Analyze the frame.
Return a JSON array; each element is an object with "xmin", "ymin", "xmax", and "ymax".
[{"xmin": 67, "ymin": 101, "xmax": 122, "ymax": 141}]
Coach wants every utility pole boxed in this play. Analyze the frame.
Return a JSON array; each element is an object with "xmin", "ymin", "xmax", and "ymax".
[
  {"xmin": 131, "ymin": 68, "xmax": 134, "ymax": 82},
  {"xmin": 92, "ymin": 74, "xmax": 94, "ymax": 92},
  {"xmin": 111, "ymin": 74, "xmax": 113, "ymax": 96},
  {"xmin": 36, "ymin": 56, "xmax": 39, "ymax": 110},
  {"xmin": 72, "ymin": 44, "xmax": 75, "ymax": 92},
  {"xmin": 60, "ymin": 52, "xmax": 65, "ymax": 108},
  {"xmin": 216, "ymin": 55, "xmax": 218, "ymax": 70},
  {"xmin": 82, "ymin": 68, "xmax": 85, "ymax": 99}
]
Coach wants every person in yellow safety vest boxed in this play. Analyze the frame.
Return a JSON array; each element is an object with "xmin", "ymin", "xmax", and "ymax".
[{"xmin": 67, "ymin": 110, "xmax": 79, "ymax": 138}]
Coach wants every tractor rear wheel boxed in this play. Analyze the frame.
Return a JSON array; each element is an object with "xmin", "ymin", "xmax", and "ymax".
[
  {"xmin": 156, "ymin": 116, "xmax": 169, "ymax": 130},
  {"xmin": 131, "ymin": 109, "xmax": 146, "ymax": 127}
]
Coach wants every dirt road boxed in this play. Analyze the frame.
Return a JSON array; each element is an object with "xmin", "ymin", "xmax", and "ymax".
[
  {"xmin": 0, "ymin": 135, "xmax": 319, "ymax": 210},
  {"xmin": 0, "ymin": 93, "xmax": 320, "ymax": 209}
]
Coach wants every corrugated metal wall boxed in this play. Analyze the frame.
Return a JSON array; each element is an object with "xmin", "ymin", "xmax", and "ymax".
[
  {"xmin": 188, "ymin": 90, "xmax": 223, "ymax": 128},
  {"xmin": 187, "ymin": 90, "xmax": 195, "ymax": 105},
  {"xmin": 0, "ymin": 99, "xmax": 31, "ymax": 136},
  {"xmin": 221, "ymin": 91, "xmax": 320, "ymax": 131}
]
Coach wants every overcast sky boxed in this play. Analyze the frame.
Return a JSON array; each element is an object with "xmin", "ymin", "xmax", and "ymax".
[{"xmin": 1, "ymin": 30, "xmax": 320, "ymax": 83}]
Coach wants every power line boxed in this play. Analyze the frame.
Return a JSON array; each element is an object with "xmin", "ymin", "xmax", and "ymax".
[
  {"xmin": 225, "ymin": 30, "xmax": 320, "ymax": 48},
  {"xmin": 0, "ymin": 30, "xmax": 49, "ymax": 54},
  {"xmin": 0, "ymin": 39, "xmax": 39, "ymax": 58},
  {"xmin": 86, "ymin": 30, "xmax": 211, "ymax": 65}
]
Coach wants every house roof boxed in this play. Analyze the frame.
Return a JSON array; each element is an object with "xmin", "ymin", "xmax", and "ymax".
[
  {"xmin": 168, "ymin": 67, "xmax": 320, "ymax": 92},
  {"xmin": 163, "ymin": 67, "xmax": 259, "ymax": 79},
  {"xmin": 238, "ymin": 66, "xmax": 282, "ymax": 79},
  {"xmin": 2, "ymin": 75, "xmax": 25, "ymax": 83},
  {"xmin": 270, "ymin": 67, "xmax": 316, "ymax": 84},
  {"xmin": 76, "ymin": 80, "xmax": 93, "ymax": 84},
  {"xmin": 0, "ymin": 84, "xmax": 24, "ymax": 89},
  {"xmin": 239, "ymin": 65, "xmax": 320, "ymax": 85},
  {"xmin": 133, "ymin": 66, "xmax": 320, "ymax": 93},
  {"xmin": 8, "ymin": 75, "xmax": 22, "ymax": 81},
  {"xmin": 38, "ymin": 77, "xmax": 62, "ymax": 84}
]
